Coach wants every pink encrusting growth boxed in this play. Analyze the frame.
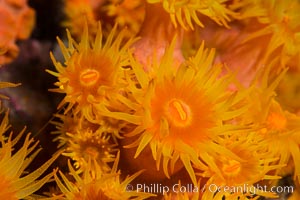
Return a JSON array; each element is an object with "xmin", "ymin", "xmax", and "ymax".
[{"xmin": 132, "ymin": 3, "xmax": 185, "ymax": 72}]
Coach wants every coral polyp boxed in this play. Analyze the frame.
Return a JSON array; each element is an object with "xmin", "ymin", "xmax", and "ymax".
[
  {"xmin": 241, "ymin": 0, "xmax": 300, "ymax": 71},
  {"xmin": 202, "ymin": 132, "xmax": 282, "ymax": 199},
  {"xmin": 63, "ymin": 127, "xmax": 118, "ymax": 173},
  {"xmin": 54, "ymin": 153, "xmax": 154, "ymax": 200},
  {"xmin": 147, "ymin": 0, "xmax": 238, "ymax": 29},
  {"xmin": 0, "ymin": 111, "xmax": 59, "ymax": 199},
  {"xmin": 48, "ymin": 22, "xmax": 135, "ymax": 120},
  {"xmin": 63, "ymin": 0, "xmax": 99, "ymax": 39},
  {"xmin": 103, "ymin": 0, "xmax": 145, "ymax": 38},
  {"xmin": 103, "ymin": 40, "xmax": 251, "ymax": 185}
]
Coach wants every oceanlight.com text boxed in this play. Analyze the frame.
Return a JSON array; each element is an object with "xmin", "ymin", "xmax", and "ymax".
[
  {"xmin": 206, "ymin": 183, "xmax": 294, "ymax": 195},
  {"xmin": 125, "ymin": 183, "xmax": 294, "ymax": 196}
]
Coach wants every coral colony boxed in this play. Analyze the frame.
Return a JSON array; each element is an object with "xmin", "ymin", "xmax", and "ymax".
[{"xmin": 2, "ymin": 0, "xmax": 300, "ymax": 199}]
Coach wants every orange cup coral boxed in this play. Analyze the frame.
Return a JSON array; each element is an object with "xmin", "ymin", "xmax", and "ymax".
[
  {"xmin": 103, "ymin": 39, "xmax": 252, "ymax": 185},
  {"xmin": 48, "ymin": 22, "xmax": 136, "ymax": 122},
  {"xmin": 0, "ymin": 111, "xmax": 60, "ymax": 199}
]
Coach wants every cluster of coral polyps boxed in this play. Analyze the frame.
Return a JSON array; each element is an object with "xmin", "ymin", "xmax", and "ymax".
[
  {"xmin": 0, "ymin": 0, "xmax": 35, "ymax": 65},
  {"xmin": 1, "ymin": 0, "xmax": 300, "ymax": 199}
]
